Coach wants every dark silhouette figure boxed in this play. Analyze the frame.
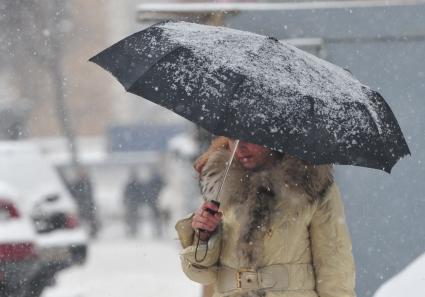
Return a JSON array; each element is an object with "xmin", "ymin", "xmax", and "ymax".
[
  {"xmin": 123, "ymin": 169, "xmax": 164, "ymax": 237},
  {"xmin": 69, "ymin": 167, "xmax": 99, "ymax": 238}
]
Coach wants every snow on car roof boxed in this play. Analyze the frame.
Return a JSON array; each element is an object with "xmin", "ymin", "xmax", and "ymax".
[
  {"xmin": 0, "ymin": 180, "xmax": 20, "ymax": 199},
  {"xmin": 0, "ymin": 141, "xmax": 75, "ymax": 213}
]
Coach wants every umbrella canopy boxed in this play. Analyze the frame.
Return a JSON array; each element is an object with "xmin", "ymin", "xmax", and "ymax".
[{"xmin": 90, "ymin": 21, "xmax": 410, "ymax": 173}]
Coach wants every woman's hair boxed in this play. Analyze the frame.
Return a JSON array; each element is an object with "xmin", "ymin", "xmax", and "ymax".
[{"xmin": 194, "ymin": 136, "xmax": 229, "ymax": 174}]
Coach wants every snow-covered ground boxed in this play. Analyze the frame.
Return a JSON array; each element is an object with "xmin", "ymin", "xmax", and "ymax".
[
  {"xmin": 373, "ymin": 252, "xmax": 425, "ymax": 297},
  {"xmin": 37, "ymin": 134, "xmax": 203, "ymax": 297},
  {"xmin": 43, "ymin": 222, "xmax": 201, "ymax": 297}
]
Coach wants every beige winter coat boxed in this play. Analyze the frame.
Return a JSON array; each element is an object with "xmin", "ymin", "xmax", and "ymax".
[{"xmin": 176, "ymin": 149, "xmax": 356, "ymax": 297}]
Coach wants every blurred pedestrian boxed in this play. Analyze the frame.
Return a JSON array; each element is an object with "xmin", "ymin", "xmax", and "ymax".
[
  {"xmin": 144, "ymin": 169, "xmax": 164, "ymax": 238},
  {"xmin": 69, "ymin": 167, "xmax": 99, "ymax": 238},
  {"xmin": 123, "ymin": 168, "xmax": 143, "ymax": 237},
  {"xmin": 123, "ymin": 168, "xmax": 164, "ymax": 238}
]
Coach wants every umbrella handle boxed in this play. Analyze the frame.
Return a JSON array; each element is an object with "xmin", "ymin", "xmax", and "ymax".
[
  {"xmin": 204, "ymin": 200, "xmax": 220, "ymax": 215},
  {"xmin": 196, "ymin": 139, "xmax": 239, "ymax": 236},
  {"xmin": 195, "ymin": 139, "xmax": 239, "ymax": 261},
  {"xmin": 195, "ymin": 200, "xmax": 221, "ymax": 262},
  {"xmin": 198, "ymin": 200, "xmax": 221, "ymax": 235}
]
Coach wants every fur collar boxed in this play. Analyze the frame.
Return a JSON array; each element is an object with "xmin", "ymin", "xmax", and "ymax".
[
  {"xmin": 199, "ymin": 149, "xmax": 334, "ymax": 269},
  {"xmin": 200, "ymin": 149, "xmax": 334, "ymax": 204}
]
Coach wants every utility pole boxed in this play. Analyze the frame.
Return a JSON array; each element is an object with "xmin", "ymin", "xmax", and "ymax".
[{"xmin": 48, "ymin": 0, "xmax": 79, "ymax": 166}]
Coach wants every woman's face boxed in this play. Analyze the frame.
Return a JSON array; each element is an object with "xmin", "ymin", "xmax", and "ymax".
[{"xmin": 228, "ymin": 140, "xmax": 275, "ymax": 170}]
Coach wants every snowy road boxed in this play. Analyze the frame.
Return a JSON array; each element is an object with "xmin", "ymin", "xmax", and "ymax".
[{"xmin": 43, "ymin": 224, "xmax": 201, "ymax": 297}]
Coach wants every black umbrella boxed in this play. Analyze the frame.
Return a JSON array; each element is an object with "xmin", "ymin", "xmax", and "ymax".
[{"xmin": 90, "ymin": 21, "xmax": 410, "ymax": 173}]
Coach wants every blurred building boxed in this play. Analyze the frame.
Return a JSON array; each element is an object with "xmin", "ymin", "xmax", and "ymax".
[{"xmin": 0, "ymin": 0, "xmax": 185, "ymax": 141}]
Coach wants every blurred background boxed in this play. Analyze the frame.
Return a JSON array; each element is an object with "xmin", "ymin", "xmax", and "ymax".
[{"xmin": 0, "ymin": 1, "xmax": 424, "ymax": 297}]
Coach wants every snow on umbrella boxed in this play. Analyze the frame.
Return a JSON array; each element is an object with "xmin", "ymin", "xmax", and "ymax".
[{"xmin": 90, "ymin": 21, "xmax": 410, "ymax": 173}]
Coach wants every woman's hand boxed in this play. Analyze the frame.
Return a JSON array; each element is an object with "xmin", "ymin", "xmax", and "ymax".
[{"xmin": 192, "ymin": 201, "xmax": 222, "ymax": 241}]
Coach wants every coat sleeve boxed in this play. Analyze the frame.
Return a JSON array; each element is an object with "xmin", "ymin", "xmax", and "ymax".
[
  {"xmin": 310, "ymin": 183, "xmax": 356, "ymax": 297},
  {"xmin": 175, "ymin": 213, "xmax": 221, "ymax": 285}
]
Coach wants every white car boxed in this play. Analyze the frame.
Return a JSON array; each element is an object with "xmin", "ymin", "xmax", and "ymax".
[
  {"xmin": 0, "ymin": 181, "xmax": 38, "ymax": 297},
  {"xmin": 0, "ymin": 141, "xmax": 88, "ymax": 297}
]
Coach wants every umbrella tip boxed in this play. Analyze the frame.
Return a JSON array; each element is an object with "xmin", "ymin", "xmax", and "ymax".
[
  {"xmin": 268, "ymin": 36, "xmax": 279, "ymax": 42},
  {"xmin": 343, "ymin": 68, "xmax": 353, "ymax": 75}
]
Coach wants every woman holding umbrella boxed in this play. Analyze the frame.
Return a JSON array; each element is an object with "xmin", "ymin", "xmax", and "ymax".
[
  {"xmin": 91, "ymin": 20, "xmax": 409, "ymax": 297},
  {"xmin": 175, "ymin": 136, "xmax": 356, "ymax": 297}
]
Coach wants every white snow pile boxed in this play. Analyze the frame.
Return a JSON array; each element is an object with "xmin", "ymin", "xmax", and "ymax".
[
  {"xmin": 374, "ymin": 252, "xmax": 425, "ymax": 297},
  {"xmin": 155, "ymin": 21, "xmax": 384, "ymax": 137}
]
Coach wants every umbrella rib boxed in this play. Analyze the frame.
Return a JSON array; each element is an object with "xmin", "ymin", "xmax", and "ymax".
[
  {"xmin": 356, "ymin": 101, "xmax": 389, "ymax": 165},
  {"xmin": 221, "ymin": 76, "xmax": 249, "ymax": 138},
  {"xmin": 306, "ymin": 95, "xmax": 318, "ymax": 161},
  {"xmin": 199, "ymin": 73, "xmax": 246, "ymax": 138},
  {"xmin": 361, "ymin": 102, "xmax": 383, "ymax": 136},
  {"xmin": 126, "ymin": 45, "xmax": 185, "ymax": 92}
]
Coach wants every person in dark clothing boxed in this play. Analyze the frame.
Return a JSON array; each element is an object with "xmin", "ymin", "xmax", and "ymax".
[
  {"xmin": 143, "ymin": 171, "xmax": 164, "ymax": 237},
  {"xmin": 123, "ymin": 169, "xmax": 144, "ymax": 237},
  {"xmin": 69, "ymin": 167, "xmax": 99, "ymax": 238},
  {"xmin": 123, "ymin": 168, "xmax": 164, "ymax": 238}
]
